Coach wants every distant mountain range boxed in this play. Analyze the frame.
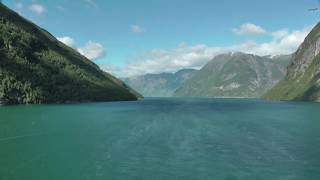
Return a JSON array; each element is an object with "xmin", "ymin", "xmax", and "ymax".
[
  {"xmin": 124, "ymin": 52, "xmax": 291, "ymax": 98},
  {"xmin": 173, "ymin": 53, "xmax": 291, "ymax": 98},
  {"xmin": 264, "ymin": 23, "xmax": 320, "ymax": 101},
  {"xmin": 126, "ymin": 22, "xmax": 320, "ymax": 102},
  {"xmin": 0, "ymin": 3, "xmax": 139, "ymax": 105},
  {"xmin": 123, "ymin": 69, "xmax": 197, "ymax": 97}
]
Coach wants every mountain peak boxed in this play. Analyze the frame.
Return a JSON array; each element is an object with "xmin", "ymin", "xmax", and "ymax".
[{"xmin": 174, "ymin": 53, "xmax": 290, "ymax": 98}]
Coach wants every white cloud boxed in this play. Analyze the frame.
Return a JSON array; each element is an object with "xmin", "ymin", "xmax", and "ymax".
[
  {"xmin": 78, "ymin": 41, "xmax": 106, "ymax": 60},
  {"xmin": 57, "ymin": 36, "xmax": 75, "ymax": 48},
  {"xmin": 131, "ymin": 25, "xmax": 145, "ymax": 33},
  {"xmin": 102, "ymin": 44, "xmax": 224, "ymax": 77},
  {"xmin": 28, "ymin": 3, "xmax": 46, "ymax": 15},
  {"xmin": 84, "ymin": 0, "xmax": 97, "ymax": 8},
  {"xmin": 57, "ymin": 37, "xmax": 106, "ymax": 61},
  {"xmin": 233, "ymin": 23, "xmax": 267, "ymax": 35},
  {"xmin": 272, "ymin": 29, "xmax": 289, "ymax": 40},
  {"xmin": 234, "ymin": 27, "xmax": 310, "ymax": 55},
  {"xmin": 102, "ymin": 26, "xmax": 311, "ymax": 77}
]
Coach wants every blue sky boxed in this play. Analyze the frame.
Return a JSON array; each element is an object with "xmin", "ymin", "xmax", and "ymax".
[{"xmin": 3, "ymin": 0, "xmax": 320, "ymax": 77}]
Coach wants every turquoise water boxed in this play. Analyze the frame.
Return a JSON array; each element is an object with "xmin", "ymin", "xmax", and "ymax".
[{"xmin": 0, "ymin": 98, "xmax": 319, "ymax": 180}]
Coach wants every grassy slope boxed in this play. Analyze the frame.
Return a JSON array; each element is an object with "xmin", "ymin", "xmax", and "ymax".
[{"xmin": 0, "ymin": 3, "xmax": 139, "ymax": 104}]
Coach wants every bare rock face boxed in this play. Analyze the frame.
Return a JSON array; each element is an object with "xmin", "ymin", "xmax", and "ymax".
[
  {"xmin": 287, "ymin": 23, "xmax": 320, "ymax": 80},
  {"xmin": 264, "ymin": 23, "xmax": 320, "ymax": 101}
]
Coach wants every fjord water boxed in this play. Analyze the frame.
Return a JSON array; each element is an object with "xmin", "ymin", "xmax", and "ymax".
[{"xmin": 0, "ymin": 98, "xmax": 319, "ymax": 180}]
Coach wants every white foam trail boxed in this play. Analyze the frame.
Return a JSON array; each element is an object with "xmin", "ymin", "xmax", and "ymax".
[{"xmin": 0, "ymin": 132, "xmax": 47, "ymax": 142}]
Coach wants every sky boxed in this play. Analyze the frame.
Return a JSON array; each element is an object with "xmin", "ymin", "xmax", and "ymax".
[{"xmin": 2, "ymin": 0, "xmax": 320, "ymax": 77}]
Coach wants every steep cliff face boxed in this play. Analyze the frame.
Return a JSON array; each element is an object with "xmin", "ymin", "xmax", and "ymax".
[
  {"xmin": 0, "ymin": 3, "xmax": 139, "ymax": 104},
  {"xmin": 287, "ymin": 23, "xmax": 320, "ymax": 80},
  {"xmin": 264, "ymin": 23, "xmax": 320, "ymax": 101},
  {"xmin": 174, "ymin": 53, "xmax": 290, "ymax": 98}
]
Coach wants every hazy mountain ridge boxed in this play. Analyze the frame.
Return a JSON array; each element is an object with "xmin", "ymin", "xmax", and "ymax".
[
  {"xmin": 174, "ymin": 52, "xmax": 291, "ymax": 98},
  {"xmin": 123, "ymin": 69, "xmax": 197, "ymax": 97},
  {"xmin": 264, "ymin": 23, "xmax": 320, "ymax": 101},
  {"xmin": 0, "ymin": 3, "xmax": 139, "ymax": 104}
]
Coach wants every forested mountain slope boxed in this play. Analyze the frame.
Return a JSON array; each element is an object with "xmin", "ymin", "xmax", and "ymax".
[{"xmin": 0, "ymin": 3, "xmax": 139, "ymax": 104}]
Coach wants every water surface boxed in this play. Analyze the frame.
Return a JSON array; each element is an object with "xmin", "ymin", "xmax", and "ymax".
[{"xmin": 0, "ymin": 98, "xmax": 319, "ymax": 180}]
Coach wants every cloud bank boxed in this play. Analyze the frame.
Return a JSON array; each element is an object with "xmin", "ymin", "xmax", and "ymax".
[{"xmin": 103, "ymin": 25, "xmax": 311, "ymax": 77}]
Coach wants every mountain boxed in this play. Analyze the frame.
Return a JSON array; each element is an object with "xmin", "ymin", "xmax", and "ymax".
[
  {"xmin": 123, "ymin": 69, "xmax": 198, "ymax": 97},
  {"xmin": 174, "ymin": 52, "xmax": 291, "ymax": 98},
  {"xmin": 264, "ymin": 23, "xmax": 320, "ymax": 101},
  {"xmin": 0, "ymin": 3, "xmax": 139, "ymax": 105}
]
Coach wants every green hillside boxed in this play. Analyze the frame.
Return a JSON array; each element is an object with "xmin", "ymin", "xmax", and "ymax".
[
  {"xmin": 263, "ymin": 23, "xmax": 320, "ymax": 101},
  {"xmin": 0, "ymin": 3, "xmax": 139, "ymax": 105},
  {"xmin": 174, "ymin": 53, "xmax": 290, "ymax": 98}
]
